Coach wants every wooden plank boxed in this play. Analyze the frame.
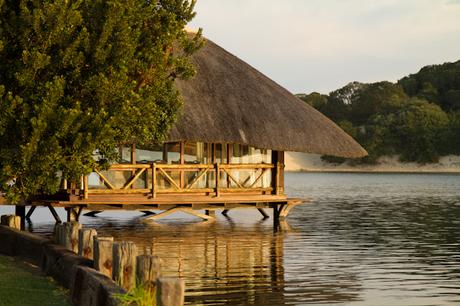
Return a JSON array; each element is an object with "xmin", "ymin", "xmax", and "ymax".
[
  {"xmin": 221, "ymin": 168, "xmax": 243, "ymax": 189},
  {"xmin": 109, "ymin": 164, "xmax": 151, "ymax": 170},
  {"xmin": 89, "ymin": 188, "xmax": 151, "ymax": 194},
  {"xmin": 185, "ymin": 168, "xmax": 209, "ymax": 189},
  {"xmin": 152, "ymin": 164, "xmax": 156, "ymax": 198},
  {"xmin": 123, "ymin": 168, "xmax": 146, "ymax": 189},
  {"xmin": 220, "ymin": 164, "xmax": 274, "ymax": 169},
  {"xmin": 155, "ymin": 164, "xmax": 214, "ymax": 170},
  {"xmin": 158, "ymin": 168, "xmax": 181, "ymax": 190},
  {"xmin": 113, "ymin": 241, "xmax": 138, "ymax": 291}
]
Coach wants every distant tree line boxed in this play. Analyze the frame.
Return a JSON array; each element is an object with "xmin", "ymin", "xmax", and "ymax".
[{"xmin": 297, "ymin": 60, "xmax": 460, "ymax": 164}]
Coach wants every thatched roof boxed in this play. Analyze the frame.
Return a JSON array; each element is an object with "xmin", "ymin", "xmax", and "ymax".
[{"xmin": 169, "ymin": 38, "xmax": 367, "ymax": 158}]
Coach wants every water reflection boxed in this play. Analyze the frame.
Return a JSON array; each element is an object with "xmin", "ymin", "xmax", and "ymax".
[{"xmin": 3, "ymin": 173, "xmax": 460, "ymax": 305}]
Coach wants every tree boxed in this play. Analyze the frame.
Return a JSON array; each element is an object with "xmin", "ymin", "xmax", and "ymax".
[
  {"xmin": 0, "ymin": 0, "xmax": 203, "ymax": 203},
  {"xmin": 370, "ymin": 99, "xmax": 449, "ymax": 163},
  {"xmin": 349, "ymin": 81, "xmax": 407, "ymax": 126}
]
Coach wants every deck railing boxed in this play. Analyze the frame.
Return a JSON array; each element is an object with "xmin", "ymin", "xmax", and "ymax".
[{"xmin": 78, "ymin": 163, "xmax": 274, "ymax": 199}]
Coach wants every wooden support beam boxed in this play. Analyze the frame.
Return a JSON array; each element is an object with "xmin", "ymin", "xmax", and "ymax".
[
  {"xmin": 205, "ymin": 210, "xmax": 215, "ymax": 217},
  {"xmin": 94, "ymin": 169, "xmax": 116, "ymax": 190},
  {"xmin": 158, "ymin": 168, "xmax": 181, "ymax": 190},
  {"xmin": 257, "ymin": 208, "xmax": 269, "ymax": 219},
  {"xmin": 25, "ymin": 206, "xmax": 37, "ymax": 219},
  {"xmin": 48, "ymin": 205, "xmax": 62, "ymax": 223},
  {"xmin": 221, "ymin": 209, "xmax": 230, "ymax": 216},
  {"xmin": 123, "ymin": 168, "xmax": 146, "ymax": 190},
  {"xmin": 141, "ymin": 211, "xmax": 156, "ymax": 216}
]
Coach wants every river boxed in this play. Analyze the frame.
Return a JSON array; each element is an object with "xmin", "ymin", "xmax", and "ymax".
[{"xmin": 1, "ymin": 172, "xmax": 460, "ymax": 305}]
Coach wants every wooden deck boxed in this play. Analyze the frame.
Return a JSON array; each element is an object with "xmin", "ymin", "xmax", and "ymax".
[{"xmin": 0, "ymin": 161, "xmax": 307, "ymax": 224}]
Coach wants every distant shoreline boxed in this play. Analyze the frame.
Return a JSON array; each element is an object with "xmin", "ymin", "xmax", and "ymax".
[
  {"xmin": 285, "ymin": 153, "xmax": 460, "ymax": 175},
  {"xmin": 286, "ymin": 169, "xmax": 460, "ymax": 175}
]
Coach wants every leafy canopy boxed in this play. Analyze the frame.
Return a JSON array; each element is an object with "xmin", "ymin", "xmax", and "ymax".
[{"xmin": 0, "ymin": 0, "xmax": 203, "ymax": 203}]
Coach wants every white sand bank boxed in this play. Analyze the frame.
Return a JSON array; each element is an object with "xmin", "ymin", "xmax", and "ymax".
[{"xmin": 285, "ymin": 152, "xmax": 460, "ymax": 173}]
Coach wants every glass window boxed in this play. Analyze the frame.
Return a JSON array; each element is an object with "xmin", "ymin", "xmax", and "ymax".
[
  {"xmin": 119, "ymin": 146, "xmax": 132, "ymax": 164},
  {"xmin": 136, "ymin": 144, "xmax": 164, "ymax": 163},
  {"xmin": 165, "ymin": 142, "xmax": 181, "ymax": 164},
  {"xmin": 184, "ymin": 142, "xmax": 211, "ymax": 164}
]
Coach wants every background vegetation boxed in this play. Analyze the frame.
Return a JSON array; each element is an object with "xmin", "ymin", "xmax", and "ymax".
[{"xmin": 297, "ymin": 60, "xmax": 460, "ymax": 164}]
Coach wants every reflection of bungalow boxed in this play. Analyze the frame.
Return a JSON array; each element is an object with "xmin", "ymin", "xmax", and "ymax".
[{"xmin": 20, "ymin": 38, "xmax": 366, "ymax": 223}]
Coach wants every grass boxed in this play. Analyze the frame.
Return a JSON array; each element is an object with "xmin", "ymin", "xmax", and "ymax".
[{"xmin": 0, "ymin": 255, "xmax": 70, "ymax": 306}]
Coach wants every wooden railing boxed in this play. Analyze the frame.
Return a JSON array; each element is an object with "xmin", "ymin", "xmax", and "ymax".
[{"xmin": 78, "ymin": 163, "xmax": 274, "ymax": 199}]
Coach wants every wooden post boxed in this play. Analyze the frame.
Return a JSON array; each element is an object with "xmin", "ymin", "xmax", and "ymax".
[
  {"xmin": 83, "ymin": 175, "xmax": 89, "ymax": 199},
  {"xmin": 205, "ymin": 210, "xmax": 215, "ymax": 217},
  {"xmin": 15, "ymin": 205, "xmax": 26, "ymax": 230},
  {"xmin": 78, "ymin": 228, "xmax": 97, "ymax": 259},
  {"xmin": 113, "ymin": 241, "xmax": 138, "ymax": 291},
  {"xmin": 215, "ymin": 163, "xmax": 220, "ymax": 197},
  {"xmin": 156, "ymin": 278, "xmax": 185, "ymax": 306},
  {"xmin": 136, "ymin": 255, "xmax": 162, "ymax": 288},
  {"xmin": 1, "ymin": 215, "xmax": 21, "ymax": 230},
  {"xmin": 152, "ymin": 163, "xmax": 157, "ymax": 199},
  {"xmin": 94, "ymin": 236, "xmax": 114, "ymax": 278},
  {"xmin": 62, "ymin": 222, "xmax": 82, "ymax": 252}
]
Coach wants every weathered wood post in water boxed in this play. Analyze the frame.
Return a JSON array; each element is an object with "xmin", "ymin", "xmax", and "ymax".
[
  {"xmin": 78, "ymin": 228, "xmax": 97, "ymax": 259},
  {"xmin": 113, "ymin": 241, "xmax": 138, "ymax": 291},
  {"xmin": 136, "ymin": 255, "xmax": 162, "ymax": 288},
  {"xmin": 156, "ymin": 278, "xmax": 185, "ymax": 306},
  {"xmin": 94, "ymin": 236, "xmax": 114, "ymax": 278},
  {"xmin": 60, "ymin": 222, "xmax": 82, "ymax": 252},
  {"xmin": 0, "ymin": 215, "xmax": 21, "ymax": 230}
]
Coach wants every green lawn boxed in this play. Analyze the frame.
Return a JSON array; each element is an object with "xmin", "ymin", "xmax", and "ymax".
[{"xmin": 0, "ymin": 255, "xmax": 70, "ymax": 306}]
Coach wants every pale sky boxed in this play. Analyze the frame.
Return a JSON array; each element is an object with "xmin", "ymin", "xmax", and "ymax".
[{"xmin": 188, "ymin": 0, "xmax": 460, "ymax": 94}]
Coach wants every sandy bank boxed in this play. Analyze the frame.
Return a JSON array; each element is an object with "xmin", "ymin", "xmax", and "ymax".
[{"xmin": 285, "ymin": 153, "xmax": 460, "ymax": 173}]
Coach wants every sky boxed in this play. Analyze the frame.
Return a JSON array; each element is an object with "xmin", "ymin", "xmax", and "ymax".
[{"xmin": 188, "ymin": 0, "xmax": 460, "ymax": 94}]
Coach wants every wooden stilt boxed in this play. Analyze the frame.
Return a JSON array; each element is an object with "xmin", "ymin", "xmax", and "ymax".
[
  {"xmin": 48, "ymin": 205, "xmax": 62, "ymax": 223},
  {"xmin": 205, "ymin": 210, "xmax": 215, "ymax": 217},
  {"xmin": 15, "ymin": 205, "xmax": 26, "ymax": 230},
  {"xmin": 25, "ymin": 206, "xmax": 37, "ymax": 219},
  {"xmin": 257, "ymin": 208, "xmax": 269, "ymax": 219},
  {"xmin": 66, "ymin": 207, "xmax": 82, "ymax": 222}
]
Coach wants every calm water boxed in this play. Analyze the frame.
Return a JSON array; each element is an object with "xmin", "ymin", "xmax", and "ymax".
[{"xmin": 2, "ymin": 173, "xmax": 460, "ymax": 305}]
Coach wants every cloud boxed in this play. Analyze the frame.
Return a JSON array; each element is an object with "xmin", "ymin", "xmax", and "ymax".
[{"xmin": 189, "ymin": 0, "xmax": 460, "ymax": 93}]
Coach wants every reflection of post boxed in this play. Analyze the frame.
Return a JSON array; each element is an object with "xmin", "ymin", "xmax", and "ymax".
[{"xmin": 270, "ymin": 231, "xmax": 285, "ymax": 293}]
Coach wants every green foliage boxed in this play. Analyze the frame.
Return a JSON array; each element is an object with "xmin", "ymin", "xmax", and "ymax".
[
  {"xmin": 369, "ymin": 99, "xmax": 449, "ymax": 163},
  {"xmin": 399, "ymin": 60, "xmax": 460, "ymax": 111},
  {"xmin": 0, "ymin": 0, "xmax": 203, "ymax": 202},
  {"xmin": 115, "ymin": 283, "xmax": 156, "ymax": 306},
  {"xmin": 299, "ymin": 60, "xmax": 460, "ymax": 164}
]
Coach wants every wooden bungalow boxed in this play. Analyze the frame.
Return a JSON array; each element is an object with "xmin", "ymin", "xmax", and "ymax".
[{"xmin": 3, "ymin": 38, "xmax": 367, "ymax": 224}]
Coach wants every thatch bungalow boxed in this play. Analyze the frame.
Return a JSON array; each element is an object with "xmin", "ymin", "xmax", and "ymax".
[{"xmin": 10, "ymin": 38, "xmax": 367, "ymax": 223}]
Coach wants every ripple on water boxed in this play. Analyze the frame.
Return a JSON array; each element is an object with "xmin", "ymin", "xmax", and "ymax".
[{"xmin": 2, "ymin": 173, "xmax": 460, "ymax": 305}]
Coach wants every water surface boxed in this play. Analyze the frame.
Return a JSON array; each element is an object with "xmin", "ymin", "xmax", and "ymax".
[{"xmin": 1, "ymin": 173, "xmax": 460, "ymax": 305}]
